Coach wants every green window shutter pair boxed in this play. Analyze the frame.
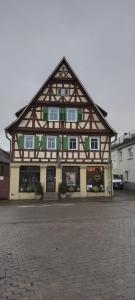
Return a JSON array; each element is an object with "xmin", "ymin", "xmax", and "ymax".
[
  {"xmin": 41, "ymin": 136, "xmax": 61, "ymax": 150},
  {"xmin": 43, "ymin": 107, "xmax": 48, "ymax": 121},
  {"xmin": 60, "ymin": 108, "xmax": 66, "ymax": 121},
  {"xmin": 18, "ymin": 135, "xmax": 40, "ymax": 150},
  {"xmin": 43, "ymin": 107, "xmax": 66, "ymax": 122}
]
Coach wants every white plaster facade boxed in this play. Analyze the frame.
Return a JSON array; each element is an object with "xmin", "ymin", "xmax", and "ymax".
[{"xmin": 111, "ymin": 131, "xmax": 135, "ymax": 190}]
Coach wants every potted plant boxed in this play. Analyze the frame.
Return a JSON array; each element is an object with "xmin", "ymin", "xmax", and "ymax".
[
  {"xmin": 58, "ymin": 182, "xmax": 66, "ymax": 199},
  {"xmin": 35, "ymin": 182, "xmax": 44, "ymax": 200},
  {"xmin": 92, "ymin": 186, "xmax": 99, "ymax": 193}
]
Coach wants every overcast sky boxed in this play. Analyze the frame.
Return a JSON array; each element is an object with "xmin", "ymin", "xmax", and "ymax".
[{"xmin": 0, "ymin": 0, "xmax": 135, "ymax": 150}]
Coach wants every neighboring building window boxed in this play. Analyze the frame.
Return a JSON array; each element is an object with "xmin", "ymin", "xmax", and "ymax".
[
  {"xmin": 57, "ymin": 88, "xmax": 69, "ymax": 96},
  {"xmin": 62, "ymin": 166, "xmax": 80, "ymax": 192},
  {"xmin": 24, "ymin": 135, "xmax": 34, "ymax": 149},
  {"xmin": 47, "ymin": 136, "xmax": 56, "ymax": 150},
  {"xmin": 128, "ymin": 147, "xmax": 133, "ymax": 159},
  {"xmin": 119, "ymin": 151, "xmax": 122, "ymax": 161},
  {"xmin": 48, "ymin": 107, "xmax": 59, "ymax": 121},
  {"xmin": 19, "ymin": 166, "xmax": 40, "ymax": 192},
  {"xmin": 125, "ymin": 171, "xmax": 129, "ymax": 181},
  {"xmin": 90, "ymin": 137, "xmax": 100, "ymax": 150},
  {"xmin": 68, "ymin": 137, "xmax": 78, "ymax": 150},
  {"xmin": 67, "ymin": 108, "xmax": 77, "ymax": 122},
  {"xmin": 86, "ymin": 166, "xmax": 104, "ymax": 192}
]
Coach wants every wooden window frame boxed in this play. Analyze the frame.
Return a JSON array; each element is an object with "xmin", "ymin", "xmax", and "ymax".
[
  {"xmin": 24, "ymin": 135, "xmax": 34, "ymax": 149},
  {"xmin": 89, "ymin": 136, "xmax": 100, "ymax": 151},
  {"xmin": 67, "ymin": 108, "xmax": 77, "ymax": 122},
  {"xmin": 48, "ymin": 107, "xmax": 59, "ymax": 121},
  {"xmin": 47, "ymin": 136, "xmax": 57, "ymax": 150},
  {"xmin": 68, "ymin": 136, "xmax": 78, "ymax": 150}
]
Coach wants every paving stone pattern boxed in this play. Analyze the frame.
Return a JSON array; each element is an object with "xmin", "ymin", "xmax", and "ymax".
[{"xmin": 0, "ymin": 196, "xmax": 135, "ymax": 299}]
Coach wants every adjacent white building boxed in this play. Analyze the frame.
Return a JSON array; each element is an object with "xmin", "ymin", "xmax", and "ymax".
[{"xmin": 111, "ymin": 130, "xmax": 135, "ymax": 190}]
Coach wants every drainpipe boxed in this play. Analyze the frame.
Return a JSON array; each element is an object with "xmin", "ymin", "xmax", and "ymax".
[
  {"xmin": 110, "ymin": 132, "xmax": 117, "ymax": 196},
  {"xmin": 5, "ymin": 131, "xmax": 11, "ymax": 162}
]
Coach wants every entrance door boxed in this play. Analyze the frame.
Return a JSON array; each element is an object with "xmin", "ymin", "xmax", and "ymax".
[
  {"xmin": 0, "ymin": 177, "xmax": 9, "ymax": 199},
  {"xmin": 46, "ymin": 167, "xmax": 56, "ymax": 192}
]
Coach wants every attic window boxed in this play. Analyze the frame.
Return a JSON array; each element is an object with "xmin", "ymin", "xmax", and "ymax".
[
  {"xmin": 60, "ymin": 65, "xmax": 67, "ymax": 72},
  {"xmin": 57, "ymin": 88, "xmax": 69, "ymax": 96}
]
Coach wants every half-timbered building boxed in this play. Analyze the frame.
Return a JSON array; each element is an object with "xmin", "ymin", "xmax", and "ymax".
[{"xmin": 6, "ymin": 57, "xmax": 116, "ymax": 200}]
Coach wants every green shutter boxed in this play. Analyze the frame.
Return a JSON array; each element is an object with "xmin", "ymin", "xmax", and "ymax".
[
  {"xmin": 18, "ymin": 135, "xmax": 24, "ymax": 149},
  {"xmin": 78, "ymin": 108, "xmax": 83, "ymax": 122},
  {"xmin": 41, "ymin": 135, "xmax": 46, "ymax": 150},
  {"xmin": 60, "ymin": 107, "xmax": 66, "ymax": 121},
  {"xmin": 43, "ymin": 107, "xmax": 48, "ymax": 121},
  {"xmin": 84, "ymin": 137, "xmax": 89, "ymax": 150},
  {"xmin": 34, "ymin": 136, "xmax": 39, "ymax": 149},
  {"xmin": 57, "ymin": 136, "xmax": 61, "ymax": 150},
  {"xmin": 63, "ymin": 137, "xmax": 68, "ymax": 150}
]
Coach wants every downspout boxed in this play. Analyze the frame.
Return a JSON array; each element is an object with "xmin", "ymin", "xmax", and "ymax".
[
  {"xmin": 5, "ymin": 130, "xmax": 11, "ymax": 162},
  {"xmin": 5, "ymin": 130, "xmax": 11, "ymax": 200},
  {"xmin": 110, "ymin": 132, "xmax": 117, "ymax": 196}
]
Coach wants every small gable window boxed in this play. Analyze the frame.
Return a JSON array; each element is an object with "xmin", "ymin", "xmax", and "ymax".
[
  {"xmin": 67, "ymin": 108, "xmax": 77, "ymax": 122},
  {"xmin": 24, "ymin": 135, "xmax": 34, "ymax": 149},
  {"xmin": 49, "ymin": 107, "xmax": 59, "ymax": 121},
  {"xmin": 90, "ymin": 137, "xmax": 100, "ymax": 150},
  {"xmin": 57, "ymin": 88, "xmax": 69, "ymax": 96}
]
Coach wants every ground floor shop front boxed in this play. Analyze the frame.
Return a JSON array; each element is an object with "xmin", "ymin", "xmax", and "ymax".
[{"xmin": 10, "ymin": 163, "xmax": 112, "ymax": 200}]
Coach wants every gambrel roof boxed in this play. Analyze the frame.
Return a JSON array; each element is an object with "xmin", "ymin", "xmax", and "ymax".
[{"xmin": 5, "ymin": 57, "xmax": 116, "ymax": 136}]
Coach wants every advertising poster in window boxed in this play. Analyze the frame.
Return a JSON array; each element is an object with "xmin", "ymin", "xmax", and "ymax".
[{"xmin": 66, "ymin": 172, "xmax": 76, "ymax": 186}]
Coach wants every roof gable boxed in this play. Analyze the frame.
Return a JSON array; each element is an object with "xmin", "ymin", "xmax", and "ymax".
[{"xmin": 5, "ymin": 57, "xmax": 115, "ymax": 135}]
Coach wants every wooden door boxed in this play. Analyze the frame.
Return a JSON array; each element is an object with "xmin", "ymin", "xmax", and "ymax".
[
  {"xmin": 0, "ymin": 177, "xmax": 9, "ymax": 199},
  {"xmin": 46, "ymin": 167, "xmax": 56, "ymax": 192}
]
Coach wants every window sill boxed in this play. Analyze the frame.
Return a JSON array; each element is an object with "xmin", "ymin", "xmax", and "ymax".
[
  {"xmin": 67, "ymin": 120, "xmax": 77, "ymax": 123},
  {"xmin": 127, "ymin": 157, "xmax": 134, "ymax": 160}
]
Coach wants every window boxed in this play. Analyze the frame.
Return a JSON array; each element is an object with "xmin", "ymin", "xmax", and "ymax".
[
  {"xmin": 57, "ymin": 88, "xmax": 69, "ymax": 96},
  {"xmin": 68, "ymin": 137, "xmax": 78, "ymax": 150},
  {"xmin": 128, "ymin": 147, "xmax": 133, "ymax": 159},
  {"xmin": 24, "ymin": 136, "xmax": 34, "ymax": 149},
  {"xmin": 119, "ymin": 151, "xmax": 122, "ymax": 161},
  {"xmin": 90, "ymin": 137, "xmax": 99, "ymax": 150},
  {"xmin": 86, "ymin": 166, "xmax": 104, "ymax": 192},
  {"xmin": 62, "ymin": 166, "xmax": 80, "ymax": 192},
  {"xmin": 47, "ymin": 136, "xmax": 56, "ymax": 150},
  {"xmin": 125, "ymin": 171, "xmax": 129, "ymax": 181},
  {"xmin": 48, "ymin": 107, "xmax": 59, "ymax": 121},
  {"xmin": 19, "ymin": 166, "xmax": 40, "ymax": 192},
  {"xmin": 67, "ymin": 108, "xmax": 77, "ymax": 122}
]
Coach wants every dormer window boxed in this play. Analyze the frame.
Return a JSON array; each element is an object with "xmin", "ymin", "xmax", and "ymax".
[{"xmin": 57, "ymin": 88, "xmax": 69, "ymax": 96}]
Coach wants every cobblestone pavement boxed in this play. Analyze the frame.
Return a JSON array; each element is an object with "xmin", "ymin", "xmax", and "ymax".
[{"xmin": 1, "ymin": 194, "xmax": 135, "ymax": 299}]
